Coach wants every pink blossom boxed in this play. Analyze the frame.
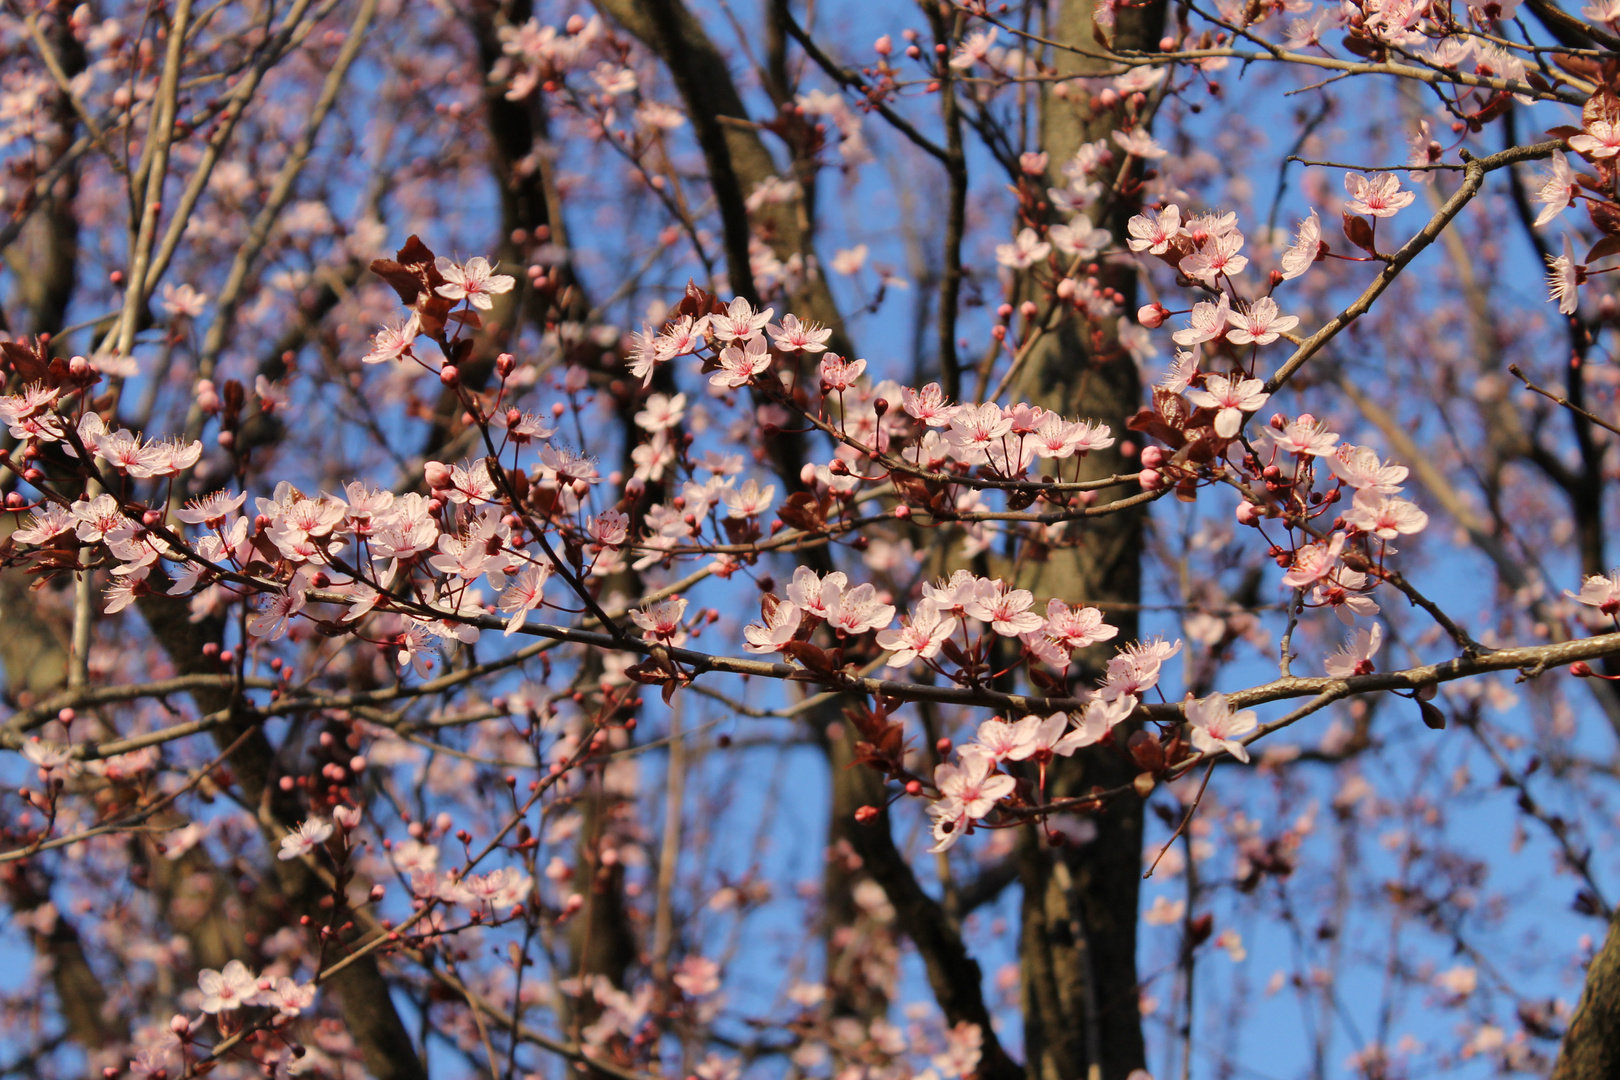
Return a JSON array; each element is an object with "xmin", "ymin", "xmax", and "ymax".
[
  {"xmin": 1344, "ymin": 491, "xmax": 1429, "ymax": 539},
  {"xmin": 198, "ymin": 960, "xmax": 258, "ymax": 1013},
  {"xmin": 435, "ymin": 256, "xmax": 515, "ymax": 310},
  {"xmin": 1324, "ymin": 623, "xmax": 1382, "ymax": 677},
  {"xmin": 1185, "ymin": 374, "xmax": 1269, "ymax": 438},
  {"xmin": 1127, "ymin": 204, "xmax": 1182, "ymax": 255},
  {"xmin": 278, "ymin": 817, "xmax": 334, "ymax": 860},
  {"xmin": 1344, "ymin": 172, "xmax": 1415, "ymax": 217},
  {"xmin": 744, "ymin": 599, "xmax": 803, "ymax": 654},
  {"xmin": 876, "ymin": 599, "xmax": 957, "ymax": 666},
  {"xmin": 1184, "ymin": 692, "xmax": 1259, "ymax": 762}
]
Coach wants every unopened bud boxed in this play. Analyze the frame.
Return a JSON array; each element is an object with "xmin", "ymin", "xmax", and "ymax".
[
  {"xmin": 439, "ymin": 364, "xmax": 459, "ymax": 386},
  {"xmin": 854, "ymin": 805, "xmax": 880, "ymax": 823},
  {"xmin": 1137, "ymin": 302, "xmax": 1167, "ymax": 328},
  {"xmin": 1138, "ymin": 469, "xmax": 1162, "ymax": 491},
  {"xmin": 496, "ymin": 352, "xmax": 517, "ymax": 378},
  {"xmin": 1139, "ymin": 445, "xmax": 1166, "ymax": 468},
  {"xmin": 424, "ymin": 461, "xmax": 452, "ymax": 489}
]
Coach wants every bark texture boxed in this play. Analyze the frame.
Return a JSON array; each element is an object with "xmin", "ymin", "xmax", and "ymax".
[{"xmin": 1009, "ymin": 0, "xmax": 1166, "ymax": 1077}]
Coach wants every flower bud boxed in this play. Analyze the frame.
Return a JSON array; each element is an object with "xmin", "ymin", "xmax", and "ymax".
[
  {"xmin": 424, "ymin": 461, "xmax": 452, "ymax": 489},
  {"xmin": 874, "ymin": 34, "xmax": 893, "ymax": 54},
  {"xmin": 1139, "ymin": 445, "xmax": 1166, "ymax": 468},
  {"xmin": 1235, "ymin": 501, "xmax": 1262, "ymax": 526},
  {"xmin": 1139, "ymin": 469, "xmax": 1162, "ymax": 491},
  {"xmin": 854, "ymin": 805, "xmax": 880, "ymax": 823},
  {"xmin": 439, "ymin": 364, "xmax": 459, "ymax": 386},
  {"xmin": 496, "ymin": 352, "xmax": 517, "ymax": 378},
  {"xmin": 1137, "ymin": 302, "xmax": 1167, "ymax": 328}
]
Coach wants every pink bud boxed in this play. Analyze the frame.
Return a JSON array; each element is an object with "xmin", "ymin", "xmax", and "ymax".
[
  {"xmin": 565, "ymin": 13, "xmax": 585, "ymax": 32},
  {"xmin": 1138, "ymin": 469, "xmax": 1162, "ymax": 491},
  {"xmin": 1096, "ymin": 87, "xmax": 1119, "ymax": 109},
  {"xmin": 439, "ymin": 364, "xmax": 459, "ymax": 386},
  {"xmin": 800, "ymin": 462, "xmax": 818, "ymax": 486},
  {"xmin": 1056, "ymin": 278, "xmax": 1077, "ymax": 299},
  {"xmin": 496, "ymin": 352, "xmax": 517, "ymax": 378},
  {"xmin": 424, "ymin": 461, "xmax": 452, "ymax": 489},
  {"xmin": 58, "ymin": 707, "xmax": 74, "ymax": 723},
  {"xmin": 350, "ymin": 755, "xmax": 367, "ymax": 772},
  {"xmin": 69, "ymin": 355, "xmax": 91, "ymax": 378},
  {"xmin": 997, "ymin": 303, "xmax": 1014, "ymax": 319},
  {"xmin": 170, "ymin": 1014, "xmax": 190, "ymax": 1035},
  {"xmin": 875, "ymin": 34, "xmax": 893, "ymax": 54},
  {"xmin": 1139, "ymin": 445, "xmax": 1166, "ymax": 468},
  {"xmin": 1160, "ymin": 35, "xmax": 1178, "ymax": 50},
  {"xmin": 1235, "ymin": 501, "xmax": 1262, "ymax": 526},
  {"xmin": 1137, "ymin": 303, "xmax": 1167, "ymax": 328},
  {"xmin": 216, "ymin": 430, "xmax": 233, "ymax": 448},
  {"xmin": 894, "ymin": 505, "xmax": 911, "ymax": 519}
]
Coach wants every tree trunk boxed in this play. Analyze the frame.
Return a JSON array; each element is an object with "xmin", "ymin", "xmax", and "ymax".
[{"xmin": 1012, "ymin": 0, "xmax": 1166, "ymax": 1077}]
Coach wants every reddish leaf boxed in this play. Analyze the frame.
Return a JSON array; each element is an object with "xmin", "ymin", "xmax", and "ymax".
[
  {"xmin": 1585, "ymin": 89, "xmax": 1620, "ymax": 132},
  {"xmin": 1589, "ymin": 199, "xmax": 1620, "ymax": 237},
  {"xmin": 1342, "ymin": 211, "xmax": 1378, "ymax": 255},
  {"xmin": 1588, "ymin": 235, "xmax": 1620, "ymax": 264},
  {"xmin": 1, "ymin": 339, "xmax": 49, "ymax": 385},
  {"xmin": 777, "ymin": 491, "xmax": 826, "ymax": 532}
]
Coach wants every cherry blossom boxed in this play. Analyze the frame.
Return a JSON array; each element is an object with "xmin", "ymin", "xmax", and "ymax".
[
  {"xmin": 1184, "ymin": 693, "xmax": 1260, "ymax": 763},
  {"xmin": 711, "ymin": 337, "xmax": 772, "ymax": 388},
  {"xmin": 876, "ymin": 599, "xmax": 957, "ymax": 666},
  {"xmin": 197, "ymin": 960, "xmax": 258, "ymax": 1014},
  {"xmin": 1279, "ymin": 210, "xmax": 1323, "ymax": 279},
  {"xmin": 1324, "ymin": 623, "xmax": 1383, "ymax": 677},
  {"xmin": 1547, "ymin": 235, "xmax": 1583, "ymax": 315},
  {"xmin": 1186, "ymin": 374, "xmax": 1269, "ymax": 438},
  {"xmin": 278, "ymin": 817, "xmax": 334, "ymax": 860},
  {"xmin": 928, "ymin": 753, "xmax": 1015, "ymax": 852},
  {"xmin": 1127, "ymin": 204, "xmax": 1182, "ymax": 255},
  {"xmin": 744, "ymin": 599, "xmax": 803, "ymax": 654},
  {"xmin": 435, "ymin": 255, "xmax": 516, "ymax": 309},
  {"xmin": 1533, "ymin": 151, "xmax": 1580, "ymax": 226},
  {"xmin": 1569, "ymin": 119, "xmax": 1620, "ymax": 159},
  {"xmin": 996, "ymin": 228, "xmax": 1052, "ymax": 269},
  {"xmin": 1225, "ymin": 297, "xmax": 1299, "ymax": 346},
  {"xmin": 1172, "ymin": 294, "xmax": 1231, "ymax": 347},
  {"xmin": 1344, "ymin": 172, "xmax": 1416, "ymax": 217},
  {"xmin": 1344, "ymin": 491, "xmax": 1430, "ymax": 539},
  {"xmin": 631, "ymin": 597, "xmax": 689, "ymax": 641},
  {"xmin": 769, "ymin": 314, "xmax": 832, "ymax": 353},
  {"xmin": 1570, "ymin": 570, "xmax": 1620, "ymax": 620},
  {"xmin": 362, "ymin": 314, "xmax": 421, "ymax": 364}
]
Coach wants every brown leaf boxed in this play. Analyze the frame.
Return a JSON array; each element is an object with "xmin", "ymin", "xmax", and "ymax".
[
  {"xmin": 1589, "ymin": 198, "xmax": 1620, "ymax": 237},
  {"xmin": 1, "ymin": 339, "xmax": 49, "ymax": 385},
  {"xmin": 1585, "ymin": 88, "xmax": 1620, "ymax": 132},
  {"xmin": 1588, "ymin": 235, "xmax": 1620, "ymax": 264},
  {"xmin": 1419, "ymin": 699, "xmax": 1447, "ymax": 730},
  {"xmin": 776, "ymin": 491, "xmax": 826, "ymax": 532},
  {"xmin": 1342, "ymin": 211, "xmax": 1378, "ymax": 255}
]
